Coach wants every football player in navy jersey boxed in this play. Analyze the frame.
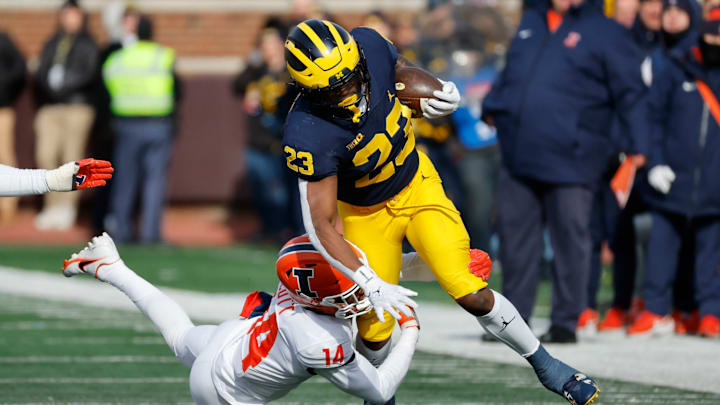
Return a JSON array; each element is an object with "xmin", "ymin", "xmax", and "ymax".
[{"xmin": 282, "ymin": 19, "xmax": 599, "ymax": 404}]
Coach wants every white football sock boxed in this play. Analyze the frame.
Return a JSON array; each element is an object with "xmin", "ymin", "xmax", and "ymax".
[
  {"xmin": 356, "ymin": 335, "xmax": 392, "ymax": 367},
  {"xmin": 476, "ymin": 289, "xmax": 540, "ymax": 357},
  {"xmin": 101, "ymin": 262, "xmax": 198, "ymax": 366}
]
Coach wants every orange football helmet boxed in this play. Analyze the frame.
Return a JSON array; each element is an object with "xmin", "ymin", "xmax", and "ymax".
[{"xmin": 276, "ymin": 234, "xmax": 372, "ymax": 319}]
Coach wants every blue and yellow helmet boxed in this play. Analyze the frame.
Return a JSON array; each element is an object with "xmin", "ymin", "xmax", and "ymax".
[{"xmin": 285, "ymin": 19, "xmax": 369, "ymax": 121}]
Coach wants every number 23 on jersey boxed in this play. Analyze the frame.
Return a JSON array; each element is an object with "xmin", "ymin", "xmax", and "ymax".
[
  {"xmin": 353, "ymin": 96, "xmax": 414, "ymax": 188},
  {"xmin": 285, "ymin": 146, "xmax": 314, "ymax": 176}
]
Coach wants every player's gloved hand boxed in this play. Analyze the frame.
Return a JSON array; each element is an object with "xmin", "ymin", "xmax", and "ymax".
[
  {"xmin": 648, "ymin": 165, "xmax": 675, "ymax": 195},
  {"xmin": 397, "ymin": 305, "xmax": 420, "ymax": 330},
  {"xmin": 74, "ymin": 159, "xmax": 114, "ymax": 190},
  {"xmin": 421, "ymin": 79, "xmax": 460, "ymax": 119},
  {"xmin": 468, "ymin": 249, "xmax": 492, "ymax": 281},
  {"xmin": 353, "ymin": 265, "xmax": 418, "ymax": 323},
  {"xmin": 46, "ymin": 158, "xmax": 114, "ymax": 192}
]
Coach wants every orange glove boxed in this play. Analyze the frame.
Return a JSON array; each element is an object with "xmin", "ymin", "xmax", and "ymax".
[
  {"xmin": 397, "ymin": 305, "xmax": 420, "ymax": 330},
  {"xmin": 468, "ymin": 249, "xmax": 492, "ymax": 281},
  {"xmin": 73, "ymin": 159, "xmax": 114, "ymax": 190}
]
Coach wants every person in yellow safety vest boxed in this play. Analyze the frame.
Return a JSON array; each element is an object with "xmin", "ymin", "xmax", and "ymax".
[{"xmin": 102, "ymin": 14, "xmax": 181, "ymax": 244}]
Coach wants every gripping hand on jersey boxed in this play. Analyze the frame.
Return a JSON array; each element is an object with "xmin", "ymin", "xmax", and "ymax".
[
  {"xmin": 353, "ymin": 265, "xmax": 418, "ymax": 323},
  {"xmin": 46, "ymin": 158, "xmax": 114, "ymax": 192},
  {"xmin": 421, "ymin": 79, "xmax": 460, "ymax": 119},
  {"xmin": 468, "ymin": 249, "xmax": 493, "ymax": 281},
  {"xmin": 397, "ymin": 306, "xmax": 420, "ymax": 331}
]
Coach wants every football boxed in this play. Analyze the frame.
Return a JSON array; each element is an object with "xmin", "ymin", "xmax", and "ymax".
[{"xmin": 394, "ymin": 66, "xmax": 443, "ymax": 117}]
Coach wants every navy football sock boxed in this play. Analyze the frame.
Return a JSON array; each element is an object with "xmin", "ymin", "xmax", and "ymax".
[{"xmin": 526, "ymin": 345, "xmax": 578, "ymax": 394}]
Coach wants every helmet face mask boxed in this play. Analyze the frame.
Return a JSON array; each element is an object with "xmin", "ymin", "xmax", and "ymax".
[
  {"xmin": 276, "ymin": 235, "xmax": 373, "ymax": 320},
  {"xmin": 321, "ymin": 283, "xmax": 372, "ymax": 319},
  {"xmin": 303, "ymin": 57, "xmax": 370, "ymax": 121}
]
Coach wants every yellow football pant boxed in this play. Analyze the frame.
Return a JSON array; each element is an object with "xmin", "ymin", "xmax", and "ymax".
[{"xmin": 339, "ymin": 152, "xmax": 488, "ymax": 342}]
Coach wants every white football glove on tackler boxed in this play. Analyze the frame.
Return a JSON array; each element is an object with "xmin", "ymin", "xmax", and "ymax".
[
  {"xmin": 351, "ymin": 265, "xmax": 418, "ymax": 323},
  {"xmin": 421, "ymin": 79, "xmax": 460, "ymax": 119},
  {"xmin": 648, "ymin": 165, "xmax": 676, "ymax": 195}
]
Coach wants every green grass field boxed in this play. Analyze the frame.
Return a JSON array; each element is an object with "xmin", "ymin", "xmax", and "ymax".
[
  {"xmin": 1, "ymin": 243, "xmax": 718, "ymax": 404},
  {"xmin": 0, "ymin": 243, "xmax": 596, "ymax": 314}
]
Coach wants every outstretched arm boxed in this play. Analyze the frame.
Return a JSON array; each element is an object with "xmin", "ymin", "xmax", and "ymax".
[
  {"xmin": 0, "ymin": 159, "xmax": 113, "ymax": 197},
  {"xmin": 316, "ymin": 310, "xmax": 420, "ymax": 403},
  {"xmin": 0, "ymin": 164, "xmax": 49, "ymax": 196},
  {"xmin": 299, "ymin": 177, "xmax": 418, "ymax": 322}
]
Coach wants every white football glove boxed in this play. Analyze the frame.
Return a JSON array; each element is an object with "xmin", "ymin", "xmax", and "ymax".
[
  {"xmin": 352, "ymin": 265, "xmax": 418, "ymax": 323},
  {"xmin": 648, "ymin": 165, "xmax": 676, "ymax": 195},
  {"xmin": 421, "ymin": 79, "xmax": 460, "ymax": 119}
]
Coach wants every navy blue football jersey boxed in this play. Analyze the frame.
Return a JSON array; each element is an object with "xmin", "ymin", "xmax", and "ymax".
[{"xmin": 282, "ymin": 27, "xmax": 419, "ymax": 206}]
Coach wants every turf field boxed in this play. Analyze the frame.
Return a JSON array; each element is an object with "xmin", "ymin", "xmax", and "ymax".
[
  {"xmin": 0, "ymin": 243, "xmax": 577, "ymax": 314},
  {"xmin": 1, "ymin": 243, "xmax": 719, "ymax": 404}
]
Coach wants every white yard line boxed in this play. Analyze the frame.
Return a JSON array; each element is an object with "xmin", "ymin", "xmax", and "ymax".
[{"xmin": 1, "ymin": 266, "xmax": 719, "ymax": 394}]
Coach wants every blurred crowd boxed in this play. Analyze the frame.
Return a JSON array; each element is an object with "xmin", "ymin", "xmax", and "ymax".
[
  {"xmin": 0, "ymin": 0, "xmax": 179, "ymax": 244},
  {"xmin": 482, "ymin": 0, "xmax": 720, "ymax": 341},
  {"xmin": 0, "ymin": 0, "xmax": 718, "ymax": 340}
]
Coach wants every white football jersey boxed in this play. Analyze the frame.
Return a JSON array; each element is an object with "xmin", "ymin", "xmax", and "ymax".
[{"xmin": 210, "ymin": 283, "xmax": 354, "ymax": 404}]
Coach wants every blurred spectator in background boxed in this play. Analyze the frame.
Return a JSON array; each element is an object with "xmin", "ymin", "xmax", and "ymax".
[
  {"xmin": 581, "ymin": 0, "xmax": 664, "ymax": 335},
  {"xmin": 593, "ymin": 0, "xmax": 699, "ymax": 335},
  {"xmin": 90, "ymin": 4, "xmax": 141, "ymax": 235},
  {"xmin": 0, "ymin": 31, "xmax": 26, "ymax": 224},
  {"xmin": 103, "ymin": 15, "xmax": 180, "ymax": 244},
  {"xmin": 287, "ymin": 0, "xmax": 326, "ymax": 26},
  {"xmin": 614, "ymin": 0, "xmax": 641, "ymax": 28},
  {"xmin": 362, "ymin": 11, "xmax": 394, "ymax": 40},
  {"xmin": 33, "ymin": 0, "xmax": 98, "ymax": 231},
  {"xmin": 483, "ymin": 0, "xmax": 648, "ymax": 343},
  {"xmin": 633, "ymin": 0, "xmax": 662, "ymax": 49},
  {"xmin": 628, "ymin": 3, "xmax": 720, "ymax": 339},
  {"xmin": 393, "ymin": 14, "xmax": 420, "ymax": 63},
  {"xmin": 233, "ymin": 20, "xmax": 302, "ymax": 243}
]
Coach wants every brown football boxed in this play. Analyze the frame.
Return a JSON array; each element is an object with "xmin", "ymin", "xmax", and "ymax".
[{"xmin": 394, "ymin": 66, "xmax": 443, "ymax": 117}]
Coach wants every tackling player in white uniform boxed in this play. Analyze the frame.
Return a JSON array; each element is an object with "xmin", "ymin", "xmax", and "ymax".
[
  {"xmin": 62, "ymin": 233, "xmax": 490, "ymax": 404},
  {"xmin": 0, "ymin": 158, "xmax": 113, "ymax": 197}
]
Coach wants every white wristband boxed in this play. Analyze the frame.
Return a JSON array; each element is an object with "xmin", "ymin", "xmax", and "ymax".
[
  {"xmin": 46, "ymin": 161, "xmax": 77, "ymax": 192},
  {"xmin": 351, "ymin": 265, "xmax": 377, "ymax": 289}
]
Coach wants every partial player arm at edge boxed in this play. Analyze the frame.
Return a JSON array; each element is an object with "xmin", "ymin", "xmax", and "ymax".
[
  {"xmin": 0, "ymin": 164, "xmax": 50, "ymax": 196},
  {"xmin": 0, "ymin": 159, "xmax": 113, "ymax": 197},
  {"xmin": 298, "ymin": 178, "xmax": 418, "ymax": 321},
  {"xmin": 316, "ymin": 320, "xmax": 419, "ymax": 403}
]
